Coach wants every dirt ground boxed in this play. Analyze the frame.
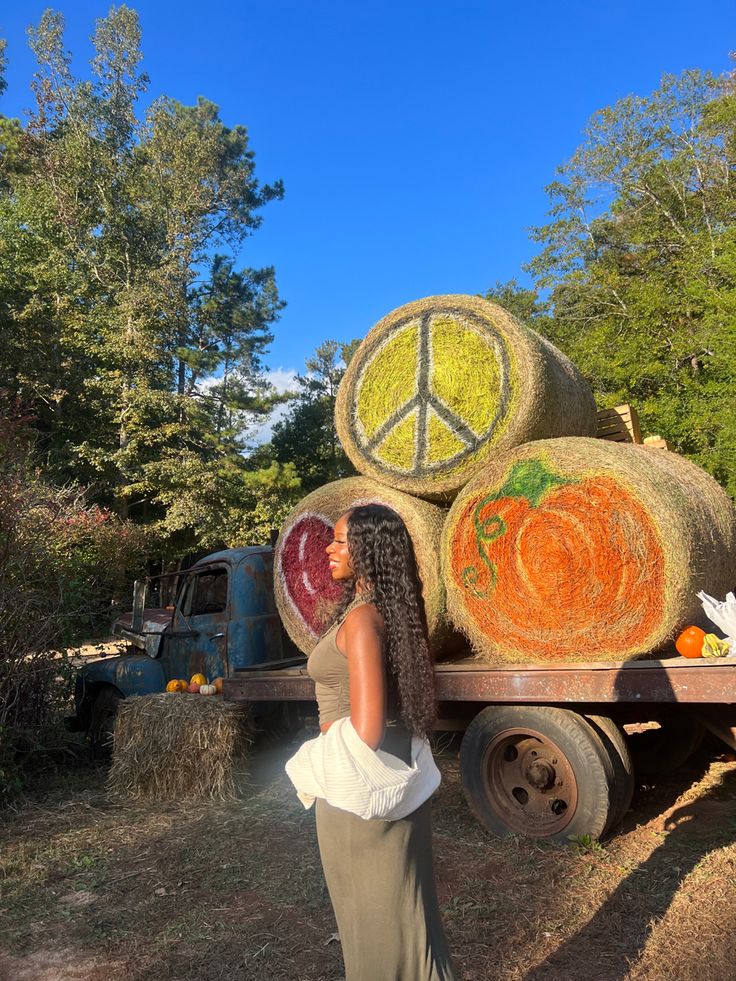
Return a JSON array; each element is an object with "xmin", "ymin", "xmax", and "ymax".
[{"xmin": 1, "ymin": 730, "xmax": 736, "ymax": 981}]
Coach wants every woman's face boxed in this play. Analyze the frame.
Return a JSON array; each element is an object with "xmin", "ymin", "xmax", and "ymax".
[{"xmin": 326, "ymin": 513, "xmax": 353, "ymax": 581}]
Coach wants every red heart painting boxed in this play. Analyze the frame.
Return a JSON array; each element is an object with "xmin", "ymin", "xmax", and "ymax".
[{"xmin": 279, "ymin": 513, "xmax": 343, "ymax": 636}]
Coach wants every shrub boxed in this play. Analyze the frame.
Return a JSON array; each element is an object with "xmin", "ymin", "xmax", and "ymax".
[{"xmin": 0, "ymin": 398, "xmax": 147, "ymax": 797}]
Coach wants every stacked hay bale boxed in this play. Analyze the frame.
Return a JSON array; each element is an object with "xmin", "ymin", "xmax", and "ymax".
[
  {"xmin": 274, "ymin": 477, "xmax": 450, "ymax": 654},
  {"xmin": 441, "ymin": 438, "xmax": 736, "ymax": 662},
  {"xmin": 275, "ymin": 292, "xmax": 736, "ymax": 665},
  {"xmin": 334, "ymin": 294, "xmax": 597, "ymax": 501},
  {"xmin": 108, "ymin": 694, "xmax": 252, "ymax": 801}
]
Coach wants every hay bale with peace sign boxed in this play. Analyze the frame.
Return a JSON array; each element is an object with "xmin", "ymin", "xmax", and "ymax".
[{"xmin": 335, "ymin": 294, "xmax": 597, "ymax": 501}]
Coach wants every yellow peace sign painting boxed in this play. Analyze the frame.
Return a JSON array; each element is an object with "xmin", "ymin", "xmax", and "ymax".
[
  {"xmin": 336, "ymin": 294, "xmax": 597, "ymax": 499},
  {"xmin": 336, "ymin": 295, "xmax": 525, "ymax": 498}
]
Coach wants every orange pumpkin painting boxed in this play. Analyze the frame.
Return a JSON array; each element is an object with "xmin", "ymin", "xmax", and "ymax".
[{"xmin": 450, "ymin": 458, "xmax": 665, "ymax": 660}]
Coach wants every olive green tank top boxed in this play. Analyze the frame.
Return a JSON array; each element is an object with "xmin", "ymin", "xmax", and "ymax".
[
  {"xmin": 307, "ymin": 598, "xmax": 369, "ymax": 725},
  {"xmin": 307, "ymin": 597, "xmax": 411, "ymax": 764}
]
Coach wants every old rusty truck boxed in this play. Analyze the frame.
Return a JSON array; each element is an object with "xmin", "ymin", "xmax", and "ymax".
[
  {"xmin": 223, "ymin": 406, "xmax": 736, "ymax": 843},
  {"xmin": 225, "ymin": 632, "xmax": 736, "ymax": 844},
  {"xmin": 71, "ymin": 540, "xmax": 736, "ymax": 843},
  {"xmin": 71, "ymin": 408, "xmax": 736, "ymax": 843},
  {"xmin": 69, "ymin": 546, "xmax": 291, "ymax": 749}
]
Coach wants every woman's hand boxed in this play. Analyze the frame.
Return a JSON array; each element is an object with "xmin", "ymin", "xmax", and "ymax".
[{"xmin": 337, "ymin": 604, "xmax": 386, "ymax": 749}]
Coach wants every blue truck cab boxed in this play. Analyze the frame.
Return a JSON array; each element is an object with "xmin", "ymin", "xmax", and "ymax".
[{"xmin": 71, "ymin": 546, "xmax": 285, "ymax": 747}]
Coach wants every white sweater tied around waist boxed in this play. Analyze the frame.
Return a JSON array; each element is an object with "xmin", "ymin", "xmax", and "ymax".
[{"xmin": 285, "ymin": 716, "xmax": 441, "ymax": 821}]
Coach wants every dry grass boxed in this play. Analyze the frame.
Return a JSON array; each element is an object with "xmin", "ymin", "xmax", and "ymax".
[{"xmin": 1, "ymin": 734, "xmax": 735, "ymax": 980}]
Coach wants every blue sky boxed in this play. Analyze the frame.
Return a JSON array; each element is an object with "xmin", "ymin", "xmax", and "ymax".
[{"xmin": 1, "ymin": 1, "xmax": 734, "ymax": 386}]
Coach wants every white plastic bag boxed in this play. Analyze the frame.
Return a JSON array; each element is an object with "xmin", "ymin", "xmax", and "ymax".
[{"xmin": 697, "ymin": 591, "xmax": 736, "ymax": 646}]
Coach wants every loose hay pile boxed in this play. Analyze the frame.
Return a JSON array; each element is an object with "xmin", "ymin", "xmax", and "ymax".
[
  {"xmin": 107, "ymin": 694, "xmax": 252, "ymax": 801},
  {"xmin": 335, "ymin": 294, "xmax": 597, "ymax": 501},
  {"xmin": 442, "ymin": 437, "xmax": 736, "ymax": 663},
  {"xmin": 274, "ymin": 476, "xmax": 456, "ymax": 655}
]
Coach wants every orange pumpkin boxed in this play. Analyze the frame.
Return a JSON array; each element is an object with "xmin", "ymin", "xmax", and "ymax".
[
  {"xmin": 213, "ymin": 677, "xmax": 224, "ymax": 694},
  {"xmin": 675, "ymin": 625, "xmax": 706, "ymax": 658},
  {"xmin": 166, "ymin": 679, "xmax": 184, "ymax": 693},
  {"xmin": 189, "ymin": 673, "xmax": 207, "ymax": 687}
]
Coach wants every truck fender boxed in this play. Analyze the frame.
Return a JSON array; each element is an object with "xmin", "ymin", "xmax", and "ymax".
[{"xmin": 78, "ymin": 654, "xmax": 167, "ymax": 698}]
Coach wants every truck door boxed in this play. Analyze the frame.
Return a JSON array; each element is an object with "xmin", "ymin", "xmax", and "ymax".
[{"xmin": 162, "ymin": 564, "xmax": 230, "ymax": 683}]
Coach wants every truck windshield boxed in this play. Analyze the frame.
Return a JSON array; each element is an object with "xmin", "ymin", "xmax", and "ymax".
[{"xmin": 180, "ymin": 567, "xmax": 229, "ymax": 616}]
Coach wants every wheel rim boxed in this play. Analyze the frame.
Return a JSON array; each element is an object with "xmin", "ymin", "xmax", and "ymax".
[{"xmin": 482, "ymin": 727, "xmax": 579, "ymax": 837}]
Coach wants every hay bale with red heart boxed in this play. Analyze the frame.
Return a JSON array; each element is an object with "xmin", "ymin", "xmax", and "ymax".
[{"xmin": 274, "ymin": 477, "xmax": 458, "ymax": 656}]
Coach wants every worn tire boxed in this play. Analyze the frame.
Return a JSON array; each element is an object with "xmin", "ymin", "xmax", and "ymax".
[
  {"xmin": 460, "ymin": 705, "xmax": 612, "ymax": 844},
  {"xmin": 586, "ymin": 715, "xmax": 635, "ymax": 837},
  {"xmin": 89, "ymin": 685, "xmax": 122, "ymax": 757},
  {"xmin": 626, "ymin": 712, "xmax": 706, "ymax": 776}
]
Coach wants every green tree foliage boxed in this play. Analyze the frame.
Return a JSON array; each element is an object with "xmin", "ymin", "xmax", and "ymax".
[
  {"xmin": 146, "ymin": 455, "xmax": 301, "ymax": 553},
  {"xmin": 268, "ymin": 340, "xmax": 360, "ymax": 492},
  {"xmin": 484, "ymin": 279, "xmax": 550, "ymax": 326},
  {"xmin": 524, "ymin": 68, "xmax": 736, "ymax": 494},
  {"xmin": 0, "ymin": 7, "xmax": 286, "ymax": 550}
]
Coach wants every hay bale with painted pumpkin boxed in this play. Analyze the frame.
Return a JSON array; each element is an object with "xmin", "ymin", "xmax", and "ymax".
[
  {"xmin": 442, "ymin": 437, "xmax": 736, "ymax": 663},
  {"xmin": 335, "ymin": 294, "xmax": 597, "ymax": 502},
  {"xmin": 274, "ymin": 477, "xmax": 457, "ymax": 656}
]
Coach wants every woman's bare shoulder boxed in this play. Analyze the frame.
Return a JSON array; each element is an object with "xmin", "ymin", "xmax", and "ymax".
[
  {"xmin": 341, "ymin": 601, "xmax": 385, "ymax": 639},
  {"xmin": 335, "ymin": 602, "xmax": 383, "ymax": 657}
]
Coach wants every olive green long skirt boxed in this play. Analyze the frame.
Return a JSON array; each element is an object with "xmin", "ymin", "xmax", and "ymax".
[{"xmin": 315, "ymin": 797, "xmax": 457, "ymax": 981}]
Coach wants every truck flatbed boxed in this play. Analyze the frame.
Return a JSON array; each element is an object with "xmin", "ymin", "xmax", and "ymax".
[{"xmin": 224, "ymin": 653, "xmax": 736, "ymax": 705}]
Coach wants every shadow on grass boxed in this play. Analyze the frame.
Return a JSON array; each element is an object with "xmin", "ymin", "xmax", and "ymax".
[
  {"xmin": 523, "ymin": 765, "xmax": 736, "ymax": 980},
  {"xmin": 433, "ymin": 737, "xmax": 723, "ymax": 981},
  {"xmin": 519, "ymin": 667, "xmax": 736, "ymax": 981},
  {"xmin": 4, "ymin": 728, "xmax": 735, "ymax": 981}
]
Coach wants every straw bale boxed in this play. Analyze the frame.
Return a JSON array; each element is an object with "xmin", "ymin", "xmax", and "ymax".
[
  {"xmin": 274, "ymin": 476, "xmax": 457, "ymax": 655},
  {"xmin": 107, "ymin": 694, "xmax": 252, "ymax": 801},
  {"xmin": 442, "ymin": 437, "xmax": 736, "ymax": 663},
  {"xmin": 335, "ymin": 294, "xmax": 597, "ymax": 501}
]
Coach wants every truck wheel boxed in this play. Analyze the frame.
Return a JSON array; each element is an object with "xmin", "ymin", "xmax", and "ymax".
[
  {"xmin": 586, "ymin": 715, "xmax": 634, "ymax": 836},
  {"xmin": 89, "ymin": 686, "xmax": 122, "ymax": 756},
  {"xmin": 626, "ymin": 713, "xmax": 705, "ymax": 776},
  {"xmin": 459, "ymin": 705, "xmax": 613, "ymax": 843}
]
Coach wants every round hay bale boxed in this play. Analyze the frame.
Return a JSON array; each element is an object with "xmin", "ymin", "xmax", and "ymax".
[
  {"xmin": 274, "ymin": 477, "xmax": 455, "ymax": 655},
  {"xmin": 335, "ymin": 294, "xmax": 597, "ymax": 501},
  {"xmin": 107, "ymin": 694, "xmax": 252, "ymax": 801},
  {"xmin": 442, "ymin": 438, "xmax": 736, "ymax": 663}
]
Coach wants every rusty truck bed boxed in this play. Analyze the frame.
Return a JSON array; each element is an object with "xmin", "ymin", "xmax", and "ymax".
[{"xmin": 224, "ymin": 654, "xmax": 736, "ymax": 705}]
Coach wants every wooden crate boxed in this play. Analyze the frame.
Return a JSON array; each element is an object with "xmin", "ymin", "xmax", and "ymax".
[{"xmin": 596, "ymin": 404, "xmax": 643, "ymax": 445}]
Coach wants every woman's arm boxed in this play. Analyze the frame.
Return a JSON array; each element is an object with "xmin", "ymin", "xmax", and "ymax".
[{"xmin": 336, "ymin": 604, "xmax": 386, "ymax": 749}]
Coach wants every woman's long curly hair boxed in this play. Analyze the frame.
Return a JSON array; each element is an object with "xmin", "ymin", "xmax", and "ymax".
[{"xmin": 333, "ymin": 504, "xmax": 436, "ymax": 738}]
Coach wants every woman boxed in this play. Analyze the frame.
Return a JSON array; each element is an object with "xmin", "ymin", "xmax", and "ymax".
[{"xmin": 306, "ymin": 503, "xmax": 456, "ymax": 981}]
